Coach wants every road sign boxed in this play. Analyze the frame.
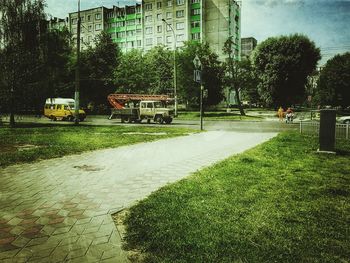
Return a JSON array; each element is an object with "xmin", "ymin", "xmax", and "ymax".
[
  {"xmin": 193, "ymin": 55, "xmax": 202, "ymax": 69},
  {"xmin": 194, "ymin": 69, "xmax": 201, "ymax": 83}
]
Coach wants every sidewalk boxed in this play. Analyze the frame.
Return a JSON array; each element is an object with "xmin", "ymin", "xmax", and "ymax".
[{"xmin": 0, "ymin": 131, "xmax": 276, "ymax": 262}]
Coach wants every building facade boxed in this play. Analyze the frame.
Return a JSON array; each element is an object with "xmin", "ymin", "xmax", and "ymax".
[
  {"xmin": 241, "ymin": 37, "xmax": 257, "ymax": 59},
  {"xmin": 66, "ymin": 0, "xmax": 241, "ymax": 60}
]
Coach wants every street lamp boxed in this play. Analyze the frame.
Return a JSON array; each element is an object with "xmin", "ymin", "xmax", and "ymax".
[
  {"xmin": 162, "ymin": 19, "xmax": 177, "ymax": 117},
  {"xmin": 74, "ymin": 0, "xmax": 81, "ymax": 125}
]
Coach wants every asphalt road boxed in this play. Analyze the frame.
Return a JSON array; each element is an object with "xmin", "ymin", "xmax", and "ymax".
[{"xmin": 1, "ymin": 114, "xmax": 299, "ymax": 132}]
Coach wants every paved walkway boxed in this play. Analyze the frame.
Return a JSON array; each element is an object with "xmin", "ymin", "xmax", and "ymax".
[{"xmin": 0, "ymin": 131, "xmax": 276, "ymax": 262}]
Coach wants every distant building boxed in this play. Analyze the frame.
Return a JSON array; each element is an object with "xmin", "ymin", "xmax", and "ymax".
[
  {"xmin": 48, "ymin": 17, "xmax": 68, "ymax": 31},
  {"xmin": 67, "ymin": 0, "xmax": 241, "ymax": 60},
  {"xmin": 241, "ymin": 37, "xmax": 257, "ymax": 59}
]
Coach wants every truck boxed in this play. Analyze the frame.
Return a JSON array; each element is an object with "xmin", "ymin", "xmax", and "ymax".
[{"xmin": 107, "ymin": 94, "xmax": 174, "ymax": 124}]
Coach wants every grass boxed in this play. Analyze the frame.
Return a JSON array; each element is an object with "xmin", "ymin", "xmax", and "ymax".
[
  {"xmin": 0, "ymin": 123, "xmax": 196, "ymax": 167},
  {"xmin": 177, "ymin": 111, "xmax": 263, "ymax": 121},
  {"xmin": 123, "ymin": 132, "xmax": 350, "ymax": 263}
]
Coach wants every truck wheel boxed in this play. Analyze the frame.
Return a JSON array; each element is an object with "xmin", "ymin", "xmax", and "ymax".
[
  {"xmin": 165, "ymin": 118, "xmax": 172, "ymax": 124},
  {"xmin": 157, "ymin": 116, "xmax": 164, "ymax": 124},
  {"xmin": 128, "ymin": 118, "xmax": 133, "ymax": 123},
  {"xmin": 147, "ymin": 119, "xmax": 151, "ymax": 124}
]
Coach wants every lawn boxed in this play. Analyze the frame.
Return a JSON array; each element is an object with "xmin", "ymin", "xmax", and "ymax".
[
  {"xmin": 177, "ymin": 111, "xmax": 263, "ymax": 121},
  {"xmin": 122, "ymin": 132, "xmax": 350, "ymax": 263},
  {"xmin": 0, "ymin": 124, "xmax": 196, "ymax": 167}
]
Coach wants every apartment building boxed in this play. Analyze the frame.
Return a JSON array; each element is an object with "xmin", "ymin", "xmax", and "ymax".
[
  {"xmin": 66, "ymin": 0, "xmax": 241, "ymax": 60},
  {"xmin": 241, "ymin": 37, "xmax": 257, "ymax": 59}
]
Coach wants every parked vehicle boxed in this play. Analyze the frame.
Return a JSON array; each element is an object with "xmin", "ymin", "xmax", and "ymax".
[
  {"xmin": 44, "ymin": 98, "xmax": 86, "ymax": 121},
  {"xmin": 108, "ymin": 94, "xmax": 174, "ymax": 124},
  {"xmin": 338, "ymin": 116, "xmax": 350, "ymax": 124}
]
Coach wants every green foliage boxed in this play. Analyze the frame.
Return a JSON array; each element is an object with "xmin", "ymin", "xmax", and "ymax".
[
  {"xmin": 252, "ymin": 34, "xmax": 321, "ymax": 107},
  {"xmin": 0, "ymin": 0, "xmax": 47, "ymax": 118},
  {"xmin": 237, "ymin": 59, "xmax": 261, "ymax": 104},
  {"xmin": 124, "ymin": 132, "xmax": 350, "ymax": 262},
  {"xmin": 316, "ymin": 52, "xmax": 350, "ymax": 107},
  {"xmin": 114, "ymin": 49, "xmax": 149, "ymax": 94},
  {"xmin": 80, "ymin": 31, "xmax": 121, "ymax": 110},
  {"xmin": 178, "ymin": 41, "xmax": 224, "ymax": 107}
]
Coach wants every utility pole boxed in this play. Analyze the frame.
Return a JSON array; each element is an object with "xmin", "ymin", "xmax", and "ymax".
[{"xmin": 74, "ymin": 0, "xmax": 81, "ymax": 125}]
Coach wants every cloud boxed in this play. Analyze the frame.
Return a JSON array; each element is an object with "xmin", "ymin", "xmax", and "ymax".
[{"xmin": 256, "ymin": 0, "xmax": 305, "ymax": 7}]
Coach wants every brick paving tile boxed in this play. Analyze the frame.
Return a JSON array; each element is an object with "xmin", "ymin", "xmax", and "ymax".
[{"xmin": 0, "ymin": 131, "xmax": 275, "ymax": 262}]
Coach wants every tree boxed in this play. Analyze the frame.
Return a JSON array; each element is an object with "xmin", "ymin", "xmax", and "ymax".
[
  {"xmin": 252, "ymin": 34, "xmax": 321, "ymax": 108},
  {"xmin": 143, "ymin": 46, "xmax": 173, "ymax": 95},
  {"xmin": 177, "ymin": 41, "xmax": 224, "ymax": 108},
  {"xmin": 316, "ymin": 52, "xmax": 350, "ymax": 107},
  {"xmin": 80, "ymin": 31, "xmax": 121, "ymax": 110},
  {"xmin": 223, "ymin": 37, "xmax": 245, "ymax": 115},
  {"xmin": 114, "ymin": 49, "xmax": 149, "ymax": 95},
  {"xmin": 0, "ymin": 0, "xmax": 47, "ymax": 126},
  {"xmin": 236, "ymin": 59, "xmax": 261, "ymax": 106}
]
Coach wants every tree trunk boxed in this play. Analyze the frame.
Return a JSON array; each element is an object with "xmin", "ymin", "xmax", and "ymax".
[
  {"xmin": 10, "ymin": 112, "xmax": 15, "ymax": 127},
  {"xmin": 234, "ymin": 86, "xmax": 245, "ymax": 116}
]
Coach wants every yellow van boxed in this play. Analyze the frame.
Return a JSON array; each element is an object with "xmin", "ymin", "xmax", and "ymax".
[{"xmin": 44, "ymin": 98, "xmax": 86, "ymax": 121}]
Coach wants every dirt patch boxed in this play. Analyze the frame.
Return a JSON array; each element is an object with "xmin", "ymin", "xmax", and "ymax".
[
  {"xmin": 122, "ymin": 132, "xmax": 167, "ymax": 136},
  {"xmin": 112, "ymin": 209, "xmax": 147, "ymax": 263},
  {"xmin": 0, "ymin": 144, "xmax": 42, "ymax": 153},
  {"xmin": 73, "ymin": 165, "xmax": 105, "ymax": 172}
]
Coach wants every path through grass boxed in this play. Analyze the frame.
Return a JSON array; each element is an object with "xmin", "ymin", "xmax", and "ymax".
[{"xmin": 123, "ymin": 132, "xmax": 350, "ymax": 262}]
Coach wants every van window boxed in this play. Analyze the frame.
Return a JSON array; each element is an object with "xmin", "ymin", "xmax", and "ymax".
[
  {"xmin": 141, "ymin": 103, "xmax": 146, "ymax": 108},
  {"xmin": 147, "ymin": 102, "xmax": 153, "ymax": 108}
]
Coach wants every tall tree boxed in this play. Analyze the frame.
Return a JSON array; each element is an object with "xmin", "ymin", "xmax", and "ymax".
[
  {"xmin": 177, "ymin": 41, "xmax": 224, "ymax": 108},
  {"xmin": 80, "ymin": 31, "xmax": 121, "ymax": 110},
  {"xmin": 316, "ymin": 52, "xmax": 350, "ymax": 108},
  {"xmin": 143, "ymin": 46, "xmax": 173, "ymax": 95},
  {"xmin": 114, "ymin": 49, "xmax": 149, "ymax": 94},
  {"xmin": 252, "ymin": 34, "xmax": 321, "ymax": 107},
  {"xmin": 223, "ymin": 37, "xmax": 245, "ymax": 115},
  {"xmin": 0, "ymin": 0, "xmax": 46, "ymax": 126}
]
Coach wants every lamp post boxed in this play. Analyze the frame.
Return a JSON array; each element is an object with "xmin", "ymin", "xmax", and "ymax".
[
  {"xmin": 74, "ymin": 0, "xmax": 81, "ymax": 125},
  {"xmin": 162, "ymin": 19, "xmax": 177, "ymax": 117}
]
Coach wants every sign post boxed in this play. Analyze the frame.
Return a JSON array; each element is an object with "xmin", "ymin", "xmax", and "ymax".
[{"xmin": 193, "ymin": 55, "xmax": 203, "ymax": 130}]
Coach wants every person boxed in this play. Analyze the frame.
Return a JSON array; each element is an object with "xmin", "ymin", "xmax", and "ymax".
[
  {"xmin": 277, "ymin": 106, "xmax": 284, "ymax": 121},
  {"xmin": 285, "ymin": 107, "xmax": 294, "ymax": 123}
]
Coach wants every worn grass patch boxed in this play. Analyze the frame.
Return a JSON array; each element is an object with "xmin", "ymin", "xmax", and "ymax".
[
  {"xmin": 123, "ymin": 132, "xmax": 350, "ymax": 263},
  {"xmin": 0, "ymin": 124, "xmax": 196, "ymax": 167}
]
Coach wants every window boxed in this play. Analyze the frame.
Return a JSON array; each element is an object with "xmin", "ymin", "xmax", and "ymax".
[
  {"xmin": 157, "ymin": 37, "xmax": 163, "ymax": 45},
  {"xmin": 71, "ymin": 18, "xmax": 77, "ymax": 24},
  {"xmin": 166, "ymin": 12, "xmax": 172, "ymax": 19},
  {"xmin": 95, "ymin": 24, "xmax": 101, "ymax": 31},
  {"xmin": 88, "ymin": 36, "xmax": 92, "ymax": 42},
  {"xmin": 137, "ymin": 40, "xmax": 142, "ymax": 46},
  {"xmin": 176, "ymin": 0, "xmax": 185, "ymax": 5},
  {"xmin": 166, "ymin": 24, "xmax": 172, "ymax": 31},
  {"xmin": 136, "ymin": 18, "xmax": 141, "ymax": 24},
  {"xmin": 191, "ymin": 0, "xmax": 200, "ymax": 3},
  {"xmin": 176, "ymin": 22, "xmax": 184, "ymax": 30},
  {"xmin": 191, "ymin": 9, "xmax": 200, "ymax": 15},
  {"xmin": 117, "ymin": 32, "xmax": 125, "ymax": 38},
  {"xmin": 191, "ymin": 32, "xmax": 201, "ymax": 40},
  {"xmin": 116, "ymin": 21, "xmax": 125, "ymax": 27},
  {"xmin": 177, "ymin": 34, "xmax": 184, "ymax": 41},
  {"xmin": 127, "ymin": 30, "xmax": 136, "ymax": 37},
  {"xmin": 167, "ymin": 1, "xmax": 172, "ymax": 7},
  {"xmin": 87, "ymin": 15, "xmax": 91, "ymax": 21},
  {"xmin": 88, "ymin": 25, "xmax": 92, "ymax": 32},
  {"xmin": 176, "ymin": 10, "xmax": 184, "ymax": 18},
  {"xmin": 126, "ymin": 20, "xmax": 135, "ymax": 26},
  {"xmin": 145, "ymin": 3, "xmax": 152, "ymax": 11},
  {"xmin": 157, "ymin": 25, "xmax": 162, "ymax": 33},
  {"xmin": 95, "ymin": 13, "xmax": 101, "ymax": 20},
  {"xmin": 191, "ymin": 21, "xmax": 200, "ymax": 28},
  {"xmin": 146, "ymin": 38, "xmax": 153, "ymax": 46},
  {"xmin": 81, "ymin": 16, "xmax": 85, "ymax": 22},
  {"xmin": 136, "ymin": 6, "xmax": 141, "ymax": 13},
  {"xmin": 146, "ymin": 27, "xmax": 153, "ymax": 34},
  {"xmin": 145, "ymin": 15, "xmax": 153, "ymax": 22},
  {"xmin": 127, "ymin": 41, "xmax": 135, "ymax": 48},
  {"xmin": 166, "ymin": 36, "xmax": 172, "ymax": 43},
  {"xmin": 157, "ymin": 13, "xmax": 163, "ymax": 20},
  {"xmin": 136, "ymin": 29, "xmax": 142, "ymax": 34},
  {"xmin": 157, "ymin": 2, "xmax": 162, "ymax": 9}
]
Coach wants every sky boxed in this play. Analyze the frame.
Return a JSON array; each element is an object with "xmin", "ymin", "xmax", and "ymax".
[{"xmin": 45, "ymin": 0, "xmax": 350, "ymax": 65}]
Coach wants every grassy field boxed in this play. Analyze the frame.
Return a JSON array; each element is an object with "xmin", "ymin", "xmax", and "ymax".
[
  {"xmin": 0, "ymin": 124, "xmax": 196, "ymax": 167},
  {"xmin": 177, "ymin": 111, "xmax": 263, "ymax": 121},
  {"xmin": 123, "ymin": 132, "xmax": 350, "ymax": 263}
]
